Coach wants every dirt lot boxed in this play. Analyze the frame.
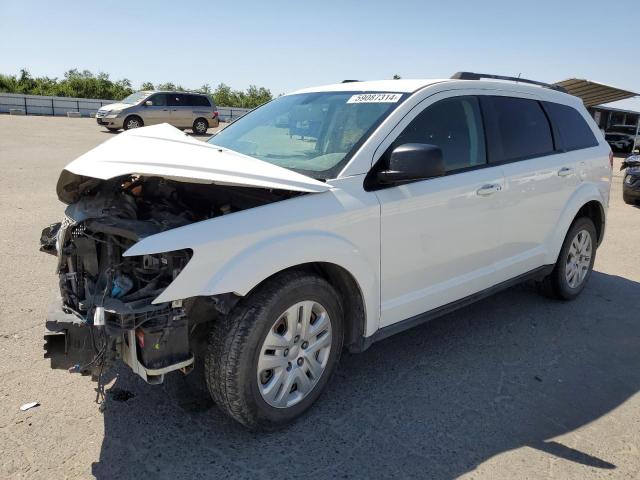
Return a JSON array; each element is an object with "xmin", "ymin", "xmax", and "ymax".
[{"xmin": 0, "ymin": 115, "xmax": 639, "ymax": 480}]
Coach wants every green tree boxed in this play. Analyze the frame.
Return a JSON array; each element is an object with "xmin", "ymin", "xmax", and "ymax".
[{"xmin": 0, "ymin": 68, "xmax": 273, "ymax": 106}]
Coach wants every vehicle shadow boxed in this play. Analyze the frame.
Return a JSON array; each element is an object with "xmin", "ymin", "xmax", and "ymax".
[{"xmin": 91, "ymin": 271, "xmax": 640, "ymax": 479}]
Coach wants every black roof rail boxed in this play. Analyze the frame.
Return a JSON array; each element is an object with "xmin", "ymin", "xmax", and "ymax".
[
  {"xmin": 341, "ymin": 79, "xmax": 361, "ymax": 83},
  {"xmin": 450, "ymin": 72, "xmax": 568, "ymax": 93}
]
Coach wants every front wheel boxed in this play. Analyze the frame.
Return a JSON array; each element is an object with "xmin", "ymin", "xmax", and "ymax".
[
  {"xmin": 540, "ymin": 217, "xmax": 597, "ymax": 300},
  {"xmin": 123, "ymin": 115, "xmax": 143, "ymax": 130},
  {"xmin": 204, "ymin": 271, "xmax": 343, "ymax": 429}
]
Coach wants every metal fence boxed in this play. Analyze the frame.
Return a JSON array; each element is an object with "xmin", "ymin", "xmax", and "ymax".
[
  {"xmin": 0, "ymin": 92, "xmax": 111, "ymax": 117},
  {"xmin": 216, "ymin": 106, "xmax": 251, "ymax": 122},
  {"xmin": 0, "ymin": 92, "xmax": 252, "ymax": 122}
]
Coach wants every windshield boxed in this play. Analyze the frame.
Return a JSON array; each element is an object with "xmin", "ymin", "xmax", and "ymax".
[
  {"xmin": 208, "ymin": 91, "xmax": 405, "ymax": 179},
  {"xmin": 120, "ymin": 91, "xmax": 152, "ymax": 105}
]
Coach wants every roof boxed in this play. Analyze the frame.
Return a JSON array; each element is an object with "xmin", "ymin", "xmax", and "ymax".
[
  {"xmin": 553, "ymin": 79, "xmax": 637, "ymax": 107},
  {"xmin": 290, "ymin": 79, "xmax": 447, "ymax": 94},
  {"xmin": 289, "ymin": 78, "xmax": 577, "ymax": 103}
]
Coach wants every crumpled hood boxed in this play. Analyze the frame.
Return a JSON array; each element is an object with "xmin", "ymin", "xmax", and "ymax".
[
  {"xmin": 57, "ymin": 123, "xmax": 331, "ymax": 203},
  {"xmin": 98, "ymin": 103, "xmax": 132, "ymax": 112}
]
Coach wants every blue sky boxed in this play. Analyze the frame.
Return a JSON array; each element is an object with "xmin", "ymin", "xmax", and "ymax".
[{"xmin": 1, "ymin": 0, "xmax": 639, "ymax": 109}]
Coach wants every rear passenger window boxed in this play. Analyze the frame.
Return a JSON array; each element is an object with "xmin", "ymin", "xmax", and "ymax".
[
  {"xmin": 393, "ymin": 96, "xmax": 486, "ymax": 172},
  {"xmin": 543, "ymin": 102, "xmax": 598, "ymax": 151},
  {"xmin": 481, "ymin": 96, "xmax": 554, "ymax": 163},
  {"xmin": 167, "ymin": 94, "xmax": 185, "ymax": 107}
]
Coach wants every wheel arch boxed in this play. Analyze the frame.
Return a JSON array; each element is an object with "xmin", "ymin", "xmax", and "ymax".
[
  {"xmin": 575, "ymin": 200, "xmax": 605, "ymax": 247},
  {"xmin": 546, "ymin": 184, "xmax": 607, "ymax": 265},
  {"xmin": 260, "ymin": 262, "xmax": 367, "ymax": 353}
]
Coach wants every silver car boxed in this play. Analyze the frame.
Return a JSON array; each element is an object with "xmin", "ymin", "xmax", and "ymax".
[{"xmin": 95, "ymin": 90, "xmax": 219, "ymax": 134}]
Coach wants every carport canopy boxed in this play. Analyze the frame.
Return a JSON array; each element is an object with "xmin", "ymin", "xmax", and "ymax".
[{"xmin": 554, "ymin": 78, "xmax": 638, "ymax": 107}]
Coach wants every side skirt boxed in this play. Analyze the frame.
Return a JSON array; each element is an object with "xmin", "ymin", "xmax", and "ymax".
[{"xmin": 351, "ymin": 264, "xmax": 554, "ymax": 353}]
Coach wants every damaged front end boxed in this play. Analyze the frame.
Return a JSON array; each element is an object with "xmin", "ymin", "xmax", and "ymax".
[
  {"xmin": 39, "ymin": 124, "xmax": 329, "ymax": 387},
  {"xmin": 41, "ymin": 176, "xmax": 200, "ymax": 383},
  {"xmin": 41, "ymin": 173, "xmax": 290, "ymax": 384}
]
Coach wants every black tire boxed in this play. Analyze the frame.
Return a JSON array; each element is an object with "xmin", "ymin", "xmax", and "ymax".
[
  {"xmin": 623, "ymin": 191, "xmax": 640, "ymax": 206},
  {"xmin": 192, "ymin": 118, "xmax": 209, "ymax": 135},
  {"xmin": 540, "ymin": 217, "xmax": 597, "ymax": 300},
  {"xmin": 204, "ymin": 271, "xmax": 344, "ymax": 430},
  {"xmin": 123, "ymin": 115, "xmax": 143, "ymax": 130}
]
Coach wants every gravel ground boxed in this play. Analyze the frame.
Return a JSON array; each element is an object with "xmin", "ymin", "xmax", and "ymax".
[{"xmin": 0, "ymin": 115, "xmax": 639, "ymax": 480}]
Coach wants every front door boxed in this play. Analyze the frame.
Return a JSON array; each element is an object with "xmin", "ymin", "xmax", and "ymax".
[
  {"xmin": 141, "ymin": 93, "xmax": 169, "ymax": 125},
  {"xmin": 375, "ymin": 94, "xmax": 506, "ymax": 327}
]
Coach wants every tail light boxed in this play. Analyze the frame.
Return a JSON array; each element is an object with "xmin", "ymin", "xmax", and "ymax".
[
  {"xmin": 212, "ymin": 111, "xmax": 219, "ymax": 119},
  {"xmin": 609, "ymin": 151, "xmax": 614, "ymax": 169}
]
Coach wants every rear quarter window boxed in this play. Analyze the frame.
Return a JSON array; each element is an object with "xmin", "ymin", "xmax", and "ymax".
[
  {"xmin": 543, "ymin": 102, "xmax": 598, "ymax": 151},
  {"xmin": 481, "ymin": 96, "xmax": 554, "ymax": 163},
  {"xmin": 192, "ymin": 95, "xmax": 211, "ymax": 107}
]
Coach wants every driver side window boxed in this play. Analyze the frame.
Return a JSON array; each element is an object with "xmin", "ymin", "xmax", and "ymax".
[
  {"xmin": 148, "ymin": 94, "xmax": 166, "ymax": 107},
  {"xmin": 394, "ymin": 96, "xmax": 486, "ymax": 172}
]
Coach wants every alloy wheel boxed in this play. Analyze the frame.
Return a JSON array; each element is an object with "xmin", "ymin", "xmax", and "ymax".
[
  {"xmin": 257, "ymin": 301, "xmax": 332, "ymax": 408},
  {"xmin": 195, "ymin": 120, "xmax": 207, "ymax": 134},
  {"xmin": 565, "ymin": 229, "xmax": 592, "ymax": 288}
]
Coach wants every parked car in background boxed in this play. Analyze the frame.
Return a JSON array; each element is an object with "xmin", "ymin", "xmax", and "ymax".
[
  {"xmin": 622, "ymin": 155, "xmax": 640, "ymax": 205},
  {"xmin": 605, "ymin": 124, "xmax": 639, "ymax": 153},
  {"xmin": 42, "ymin": 72, "xmax": 611, "ymax": 429},
  {"xmin": 95, "ymin": 91, "xmax": 219, "ymax": 134}
]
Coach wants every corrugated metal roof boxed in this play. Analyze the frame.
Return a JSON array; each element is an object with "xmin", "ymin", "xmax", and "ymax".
[{"xmin": 554, "ymin": 78, "xmax": 637, "ymax": 107}]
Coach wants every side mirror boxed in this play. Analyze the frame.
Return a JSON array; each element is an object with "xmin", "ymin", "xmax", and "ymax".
[
  {"xmin": 377, "ymin": 143, "xmax": 445, "ymax": 184},
  {"xmin": 144, "ymin": 100, "xmax": 153, "ymax": 107}
]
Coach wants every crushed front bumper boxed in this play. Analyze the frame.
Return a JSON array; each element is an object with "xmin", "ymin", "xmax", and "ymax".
[{"xmin": 43, "ymin": 298, "xmax": 194, "ymax": 384}]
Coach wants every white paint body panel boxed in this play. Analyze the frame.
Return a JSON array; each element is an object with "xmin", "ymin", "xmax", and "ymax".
[{"xmin": 66, "ymin": 79, "xmax": 610, "ymax": 342}]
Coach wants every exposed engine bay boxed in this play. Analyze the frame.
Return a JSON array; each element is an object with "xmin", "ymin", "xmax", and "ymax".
[{"xmin": 41, "ymin": 173, "xmax": 296, "ymax": 385}]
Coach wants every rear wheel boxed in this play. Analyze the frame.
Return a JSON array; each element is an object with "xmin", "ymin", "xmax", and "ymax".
[
  {"xmin": 204, "ymin": 271, "xmax": 343, "ymax": 429},
  {"xmin": 192, "ymin": 118, "xmax": 209, "ymax": 135},
  {"xmin": 540, "ymin": 217, "xmax": 597, "ymax": 300},
  {"xmin": 123, "ymin": 115, "xmax": 143, "ymax": 130}
]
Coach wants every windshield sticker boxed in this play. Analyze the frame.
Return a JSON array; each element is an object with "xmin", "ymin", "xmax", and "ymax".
[{"xmin": 347, "ymin": 93, "xmax": 402, "ymax": 104}]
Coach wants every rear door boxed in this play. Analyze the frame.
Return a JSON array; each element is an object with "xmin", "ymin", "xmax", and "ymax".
[
  {"xmin": 375, "ymin": 93, "xmax": 506, "ymax": 327},
  {"xmin": 167, "ymin": 93, "xmax": 191, "ymax": 127},
  {"xmin": 481, "ymin": 96, "xmax": 580, "ymax": 281}
]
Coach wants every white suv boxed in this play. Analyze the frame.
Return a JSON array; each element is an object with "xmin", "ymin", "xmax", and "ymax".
[{"xmin": 41, "ymin": 72, "xmax": 612, "ymax": 429}]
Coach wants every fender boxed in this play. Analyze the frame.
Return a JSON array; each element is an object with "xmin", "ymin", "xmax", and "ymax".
[
  {"xmin": 138, "ymin": 231, "xmax": 378, "ymax": 336},
  {"xmin": 124, "ymin": 182, "xmax": 382, "ymax": 336},
  {"xmin": 544, "ymin": 182, "xmax": 606, "ymax": 265}
]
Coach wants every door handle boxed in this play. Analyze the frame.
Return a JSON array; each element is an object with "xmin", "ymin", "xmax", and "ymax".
[
  {"xmin": 476, "ymin": 184, "xmax": 502, "ymax": 196},
  {"xmin": 558, "ymin": 167, "xmax": 574, "ymax": 177}
]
